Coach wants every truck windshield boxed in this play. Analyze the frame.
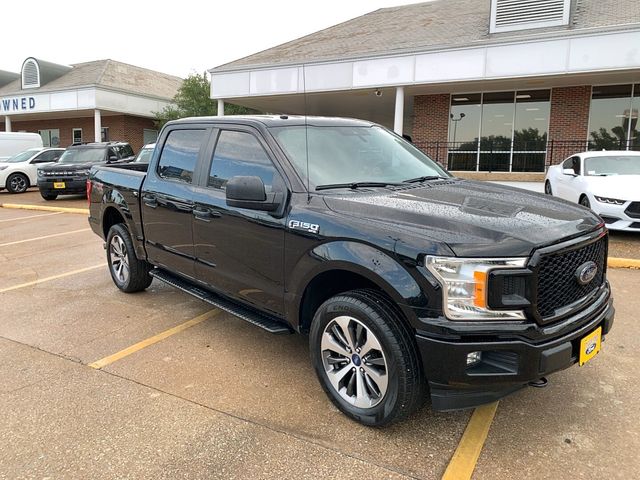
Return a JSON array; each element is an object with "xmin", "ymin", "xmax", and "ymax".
[
  {"xmin": 270, "ymin": 125, "xmax": 449, "ymax": 189},
  {"xmin": 584, "ymin": 155, "xmax": 640, "ymax": 176},
  {"xmin": 59, "ymin": 148, "xmax": 105, "ymax": 164}
]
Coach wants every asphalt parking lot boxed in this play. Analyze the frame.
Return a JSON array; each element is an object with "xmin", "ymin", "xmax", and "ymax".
[{"xmin": 1, "ymin": 190, "xmax": 639, "ymax": 479}]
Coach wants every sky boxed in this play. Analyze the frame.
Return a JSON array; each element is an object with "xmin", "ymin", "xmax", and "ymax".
[{"xmin": 0, "ymin": 0, "xmax": 427, "ymax": 78}]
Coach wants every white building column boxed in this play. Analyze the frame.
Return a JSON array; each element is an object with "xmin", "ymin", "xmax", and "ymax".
[
  {"xmin": 394, "ymin": 87, "xmax": 404, "ymax": 135},
  {"xmin": 94, "ymin": 109, "xmax": 102, "ymax": 142},
  {"xmin": 217, "ymin": 99, "xmax": 225, "ymax": 116},
  {"xmin": 4, "ymin": 116, "xmax": 11, "ymax": 132}
]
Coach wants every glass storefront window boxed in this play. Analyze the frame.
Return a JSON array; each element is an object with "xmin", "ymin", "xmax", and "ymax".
[
  {"xmin": 589, "ymin": 84, "xmax": 633, "ymax": 150},
  {"xmin": 479, "ymin": 91, "xmax": 514, "ymax": 172},
  {"xmin": 447, "ymin": 89, "xmax": 550, "ymax": 172},
  {"xmin": 512, "ymin": 90, "xmax": 550, "ymax": 172},
  {"xmin": 631, "ymin": 85, "xmax": 639, "ymax": 150}
]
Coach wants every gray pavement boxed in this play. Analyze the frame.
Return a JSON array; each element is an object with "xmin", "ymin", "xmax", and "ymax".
[{"xmin": 0, "ymin": 200, "xmax": 639, "ymax": 479}]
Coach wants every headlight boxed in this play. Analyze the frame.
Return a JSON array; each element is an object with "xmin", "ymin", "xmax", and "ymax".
[
  {"xmin": 594, "ymin": 196, "xmax": 625, "ymax": 205},
  {"xmin": 37, "ymin": 169, "xmax": 44, "ymax": 177},
  {"xmin": 0, "ymin": 166, "xmax": 8, "ymax": 171},
  {"xmin": 425, "ymin": 256, "xmax": 527, "ymax": 321}
]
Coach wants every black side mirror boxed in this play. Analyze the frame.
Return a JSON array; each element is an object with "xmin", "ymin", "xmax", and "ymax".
[
  {"xmin": 226, "ymin": 176, "xmax": 282, "ymax": 212},
  {"xmin": 108, "ymin": 154, "xmax": 118, "ymax": 162}
]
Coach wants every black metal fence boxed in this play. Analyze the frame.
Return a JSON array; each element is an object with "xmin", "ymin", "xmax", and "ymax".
[{"xmin": 415, "ymin": 140, "xmax": 640, "ymax": 172}]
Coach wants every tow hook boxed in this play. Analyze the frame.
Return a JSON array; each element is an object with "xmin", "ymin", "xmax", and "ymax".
[{"xmin": 528, "ymin": 377, "xmax": 548, "ymax": 388}]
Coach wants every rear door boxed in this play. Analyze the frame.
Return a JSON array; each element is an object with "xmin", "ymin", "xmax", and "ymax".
[
  {"xmin": 141, "ymin": 126, "xmax": 211, "ymax": 279},
  {"xmin": 191, "ymin": 126, "xmax": 288, "ymax": 315}
]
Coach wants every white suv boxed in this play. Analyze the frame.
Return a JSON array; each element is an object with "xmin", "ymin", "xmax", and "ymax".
[{"xmin": 0, "ymin": 148, "xmax": 65, "ymax": 194}]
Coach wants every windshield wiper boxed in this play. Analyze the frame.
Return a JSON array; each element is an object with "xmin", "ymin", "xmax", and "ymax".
[
  {"xmin": 316, "ymin": 181, "xmax": 406, "ymax": 191},
  {"xmin": 402, "ymin": 175, "xmax": 449, "ymax": 183}
]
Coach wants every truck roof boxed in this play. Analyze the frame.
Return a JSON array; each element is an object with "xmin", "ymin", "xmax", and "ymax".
[{"xmin": 170, "ymin": 115, "xmax": 375, "ymax": 128}]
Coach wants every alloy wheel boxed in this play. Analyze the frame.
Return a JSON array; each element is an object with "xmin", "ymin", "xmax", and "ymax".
[
  {"xmin": 320, "ymin": 315, "xmax": 388, "ymax": 408},
  {"xmin": 9, "ymin": 175, "xmax": 27, "ymax": 193},
  {"xmin": 109, "ymin": 234, "xmax": 130, "ymax": 284}
]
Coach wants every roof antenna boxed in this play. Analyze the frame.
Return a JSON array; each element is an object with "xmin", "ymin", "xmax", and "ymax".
[{"xmin": 302, "ymin": 63, "xmax": 311, "ymax": 203}]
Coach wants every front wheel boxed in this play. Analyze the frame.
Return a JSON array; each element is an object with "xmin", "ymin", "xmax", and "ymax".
[
  {"xmin": 40, "ymin": 191, "xmax": 58, "ymax": 201},
  {"xmin": 580, "ymin": 195, "xmax": 591, "ymax": 209},
  {"xmin": 106, "ymin": 224, "xmax": 152, "ymax": 293},
  {"xmin": 544, "ymin": 181, "xmax": 552, "ymax": 195},
  {"xmin": 7, "ymin": 173, "xmax": 29, "ymax": 193},
  {"xmin": 309, "ymin": 289, "xmax": 425, "ymax": 426}
]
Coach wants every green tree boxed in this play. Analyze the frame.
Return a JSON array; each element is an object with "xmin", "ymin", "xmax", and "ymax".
[{"xmin": 153, "ymin": 72, "xmax": 259, "ymax": 129}]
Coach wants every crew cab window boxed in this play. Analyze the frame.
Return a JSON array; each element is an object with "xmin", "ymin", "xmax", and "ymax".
[
  {"xmin": 157, "ymin": 129, "xmax": 206, "ymax": 184},
  {"xmin": 208, "ymin": 130, "xmax": 280, "ymax": 191},
  {"xmin": 563, "ymin": 156, "xmax": 581, "ymax": 175}
]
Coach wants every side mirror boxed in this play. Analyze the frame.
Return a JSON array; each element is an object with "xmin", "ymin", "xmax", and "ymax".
[
  {"xmin": 108, "ymin": 154, "xmax": 118, "ymax": 162},
  {"xmin": 562, "ymin": 168, "xmax": 577, "ymax": 176},
  {"xmin": 225, "ymin": 176, "xmax": 282, "ymax": 212}
]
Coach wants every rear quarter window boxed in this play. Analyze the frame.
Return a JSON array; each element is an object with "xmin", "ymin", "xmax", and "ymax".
[{"xmin": 157, "ymin": 129, "xmax": 206, "ymax": 184}]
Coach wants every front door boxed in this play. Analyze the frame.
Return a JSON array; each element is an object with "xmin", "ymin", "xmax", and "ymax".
[
  {"xmin": 191, "ymin": 128, "xmax": 287, "ymax": 316},
  {"xmin": 141, "ymin": 127, "xmax": 209, "ymax": 279}
]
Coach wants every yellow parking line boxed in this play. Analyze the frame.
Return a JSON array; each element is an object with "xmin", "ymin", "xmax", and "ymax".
[
  {"xmin": 0, "ymin": 228, "xmax": 91, "ymax": 247},
  {"xmin": 442, "ymin": 402, "xmax": 499, "ymax": 480},
  {"xmin": 88, "ymin": 309, "xmax": 220, "ymax": 370},
  {"xmin": 0, "ymin": 203, "xmax": 89, "ymax": 215},
  {"xmin": 0, "ymin": 211, "xmax": 64, "ymax": 223},
  {"xmin": 0, "ymin": 263, "xmax": 106, "ymax": 293}
]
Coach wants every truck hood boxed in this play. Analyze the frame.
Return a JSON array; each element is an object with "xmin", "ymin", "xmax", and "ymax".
[
  {"xmin": 41, "ymin": 163, "xmax": 94, "ymax": 171},
  {"xmin": 323, "ymin": 179, "xmax": 602, "ymax": 257}
]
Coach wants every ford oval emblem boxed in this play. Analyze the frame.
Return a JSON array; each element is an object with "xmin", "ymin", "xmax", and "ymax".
[{"xmin": 576, "ymin": 261, "xmax": 598, "ymax": 286}]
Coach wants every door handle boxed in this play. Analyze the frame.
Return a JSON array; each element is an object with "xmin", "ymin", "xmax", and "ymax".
[
  {"xmin": 193, "ymin": 206, "xmax": 220, "ymax": 222},
  {"xmin": 142, "ymin": 195, "xmax": 158, "ymax": 208}
]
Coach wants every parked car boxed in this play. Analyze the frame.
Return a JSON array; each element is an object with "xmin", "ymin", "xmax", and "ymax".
[
  {"xmin": 0, "ymin": 147, "xmax": 65, "ymax": 193},
  {"xmin": 89, "ymin": 116, "xmax": 613, "ymax": 426},
  {"xmin": 133, "ymin": 143, "xmax": 156, "ymax": 163},
  {"xmin": 37, "ymin": 142, "xmax": 135, "ymax": 200},
  {"xmin": 0, "ymin": 132, "xmax": 43, "ymax": 161},
  {"xmin": 545, "ymin": 150, "xmax": 640, "ymax": 231}
]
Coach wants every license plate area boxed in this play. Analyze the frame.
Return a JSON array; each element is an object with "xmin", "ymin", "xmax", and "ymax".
[
  {"xmin": 53, "ymin": 182, "xmax": 66, "ymax": 189},
  {"xmin": 579, "ymin": 326, "xmax": 602, "ymax": 366}
]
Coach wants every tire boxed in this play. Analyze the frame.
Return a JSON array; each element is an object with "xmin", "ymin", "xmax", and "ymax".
[
  {"xmin": 580, "ymin": 195, "xmax": 591, "ymax": 209},
  {"xmin": 6, "ymin": 173, "xmax": 29, "ymax": 194},
  {"xmin": 309, "ymin": 289, "xmax": 425, "ymax": 426},
  {"xmin": 40, "ymin": 191, "xmax": 58, "ymax": 201},
  {"xmin": 106, "ymin": 223, "xmax": 153, "ymax": 293},
  {"xmin": 544, "ymin": 181, "xmax": 552, "ymax": 195}
]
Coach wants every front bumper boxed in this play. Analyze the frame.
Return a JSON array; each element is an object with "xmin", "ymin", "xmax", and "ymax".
[
  {"xmin": 416, "ymin": 298, "xmax": 615, "ymax": 411},
  {"xmin": 590, "ymin": 196, "xmax": 640, "ymax": 231},
  {"xmin": 37, "ymin": 178, "xmax": 87, "ymax": 194}
]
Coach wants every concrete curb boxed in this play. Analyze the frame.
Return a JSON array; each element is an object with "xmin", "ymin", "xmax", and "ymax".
[
  {"xmin": 0, "ymin": 203, "xmax": 89, "ymax": 215},
  {"xmin": 608, "ymin": 257, "xmax": 640, "ymax": 269}
]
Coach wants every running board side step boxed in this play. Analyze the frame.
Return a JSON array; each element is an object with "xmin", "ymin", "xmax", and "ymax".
[{"xmin": 150, "ymin": 269, "xmax": 294, "ymax": 335}]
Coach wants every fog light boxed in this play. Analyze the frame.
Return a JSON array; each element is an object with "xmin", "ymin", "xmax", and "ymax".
[{"xmin": 466, "ymin": 351, "xmax": 482, "ymax": 366}]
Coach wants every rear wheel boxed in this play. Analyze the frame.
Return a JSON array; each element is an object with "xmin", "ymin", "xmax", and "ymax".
[
  {"xmin": 544, "ymin": 181, "xmax": 552, "ymax": 195},
  {"xmin": 6, "ymin": 173, "xmax": 29, "ymax": 194},
  {"xmin": 40, "ymin": 191, "xmax": 58, "ymax": 201},
  {"xmin": 309, "ymin": 289, "xmax": 425, "ymax": 426},
  {"xmin": 106, "ymin": 223, "xmax": 152, "ymax": 293},
  {"xmin": 579, "ymin": 195, "xmax": 591, "ymax": 209}
]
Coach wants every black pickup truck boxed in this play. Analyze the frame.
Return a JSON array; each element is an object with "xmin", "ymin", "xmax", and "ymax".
[{"xmin": 88, "ymin": 116, "xmax": 614, "ymax": 426}]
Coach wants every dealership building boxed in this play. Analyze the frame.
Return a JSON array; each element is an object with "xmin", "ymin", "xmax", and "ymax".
[
  {"xmin": 0, "ymin": 58, "xmax": 182, "ymax": 152},
  {"xmin": 210, "ymin": 0, "xmax": 640, "ymax": 179}
]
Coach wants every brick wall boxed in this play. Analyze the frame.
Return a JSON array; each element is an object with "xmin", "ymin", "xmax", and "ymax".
[
  {"xmin": 412, "ymin": 94, "xmax": 450, "ymax": 165},
  {"xmin": 547, "ymin": 85, "xmax": 592, "ymax": 165},
  {"xmin": 0, "ymin": 114, "xmax": 155, "ymax": 152}
]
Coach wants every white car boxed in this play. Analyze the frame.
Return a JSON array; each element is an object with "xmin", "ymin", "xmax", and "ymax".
[
  {"xmin": 0, "ymin": 147, "xmax": 65, "ymax": 194},
  {"xmin": 545, "ymin": 150, "xmax": 640, "ymax": 231}
]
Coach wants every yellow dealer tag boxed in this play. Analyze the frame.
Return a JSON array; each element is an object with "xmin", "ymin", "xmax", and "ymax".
[{"xmin": 579, "ymin": 327, "xmax": 602, "ymax": 366}]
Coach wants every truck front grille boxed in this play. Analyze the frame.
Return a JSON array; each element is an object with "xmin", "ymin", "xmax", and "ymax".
[{"xmin": 534, "ymin": 235, "xmax": 607, "ymax": 321}]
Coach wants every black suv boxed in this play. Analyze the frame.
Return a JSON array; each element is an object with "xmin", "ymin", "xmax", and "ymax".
[{"xmin": 38, "ymin": 142, "xmax": 134, "ymax": 200}]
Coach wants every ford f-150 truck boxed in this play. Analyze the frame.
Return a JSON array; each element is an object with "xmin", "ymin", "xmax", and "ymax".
[{"xmin": 88, "ymin": 116, "xmax": 614, "ymax": 426}]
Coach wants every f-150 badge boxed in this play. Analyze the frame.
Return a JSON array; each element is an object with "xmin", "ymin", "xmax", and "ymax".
[{"xmin": 289, "ymin": 220, "xmax": 320, "ymax": 234}]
